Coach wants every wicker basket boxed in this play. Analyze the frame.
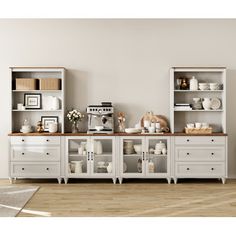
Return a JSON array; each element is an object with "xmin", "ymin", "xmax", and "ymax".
[
  {"xmin": 39, "ymin": 78, "xmax": 61, "ymax": 90},
  {"xmin": 15, "ymin": 78, "xmax": 37, "ymax": 90},
  {"xmin": 185, "ymin": 127, "xmax": 213, "ymax": 134}
]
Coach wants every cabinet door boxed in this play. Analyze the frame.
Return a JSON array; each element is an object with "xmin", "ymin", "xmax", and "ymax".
[
  {"xmin": 120, "ymin": 137, "xmax": 145, "ymax": 177},
  {"xmin": 66, "ymin": 137, "xmax": 90, "ymax": 177},
  {"xmin": 90, "ymin": 137, "xmax": 115, "ymax": 177},
  {"xmin": 145, "ymin": 137, "xmax": 170, "ymax": 177}
]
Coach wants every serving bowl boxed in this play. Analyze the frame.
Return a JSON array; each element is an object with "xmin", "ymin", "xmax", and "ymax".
[{"xmin": 133, "ymin": 144, "xmax": 142, "ymax": 154}]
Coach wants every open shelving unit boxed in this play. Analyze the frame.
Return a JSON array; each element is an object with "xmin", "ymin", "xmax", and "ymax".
[
  {"xmin": 170, "ymin": 67, "xmax": 226, "ymax": 133},
  {"xmin": 10, "ymin": 67, "xmax": 66, "ymax": 133}
]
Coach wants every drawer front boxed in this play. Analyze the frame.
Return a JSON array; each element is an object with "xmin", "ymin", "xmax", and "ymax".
[
  {"xmin": 175, "ymin": 162, "xmax": 225, "ymax": 176},
  {"xmin": 11, "ymin": 162, "xmax": 60, "ymax": 177},
  {"xmin": 176, "ymin": 147, "xmax": 225, "ymax": 161},
  {"xmin": 175, "ymin": 136, "xmax": 225, "ymax": 146},
  {"xmin": 10, "ymin": 136, "xmax": 60, "ymax": 146},
  {"xmin": 11, "ymin": 147, "xmax": 60, "ymax": 161}
]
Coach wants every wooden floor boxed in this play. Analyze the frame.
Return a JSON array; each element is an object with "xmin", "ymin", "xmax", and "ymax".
[{"xmin": 1, "ymin": 179, "xmax": 236, "ymax": 217}]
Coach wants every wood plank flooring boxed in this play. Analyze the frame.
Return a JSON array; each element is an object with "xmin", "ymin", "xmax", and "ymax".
[{"xmin": 1, "ymin": 179, "xmax": 236, "ymax": 217}]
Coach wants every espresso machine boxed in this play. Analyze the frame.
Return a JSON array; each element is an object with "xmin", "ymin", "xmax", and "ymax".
[{"xmin": 87, "ymin": 102, "xmax": 114, "ymax": 134}]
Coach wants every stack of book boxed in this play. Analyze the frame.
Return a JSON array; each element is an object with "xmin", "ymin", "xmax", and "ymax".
[{"xmin": 174, "ymin": 103, "xmax": 192, "ymax": 111}]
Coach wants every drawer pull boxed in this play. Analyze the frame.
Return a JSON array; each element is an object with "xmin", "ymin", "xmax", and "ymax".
[
  {"xmin": 46, "ymin": 139, "xmax": 50, "ymax": 142},
  {"xmin": 211, "ymin": 153, "xmax": 214, "ymax": 156},
  {"xmin": 211, "ymin": 139, "xmax": 214, "ymax": 142},
  {"xmin": 46, "ymin": 153, "xmax": 50, "ymax": 155},
  {"xmin": 21, "ymin": 152, "xmax": 25, "ymax": 155},
  {"xmin": 187, "ymin": 139, "xmax": 190, "ymax": 142},
  {"xmin": 187, "ymin": 152, "xmax": 190, "ymax": 155},
  {"xmin": 186, "ymin": 168, "xmax": 190, "ymax": 170},
  {"xmin": 211, "ymin": 168, "xmax": 214, "ymax": 171},
  {"xmin": 21, "ymin": 168, "xmax": 24, "ymax": 171},
  {"xmin": 22, "ymin": 139, "xmax": 25, "ymax": 142},
  {"xmin": 46, "ymin": 168, "xmax": 49, "ymax": 171}
]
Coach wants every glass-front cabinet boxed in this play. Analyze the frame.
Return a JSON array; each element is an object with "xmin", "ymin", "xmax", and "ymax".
[
  {"xmin": 65, "ymin": 136, "xmax": 116, "ymax": 184},
  {"xmin": 119, "ymin": 136, "xmax": 171, "ymax": 184}
]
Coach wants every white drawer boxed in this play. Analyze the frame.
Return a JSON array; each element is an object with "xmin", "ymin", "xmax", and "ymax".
[
  {"xmin": 176, "ymin": 147, "xmax": 225, "ymax": 161},
  {"xmin": 10, "ymin": 162, "xmax": 60, "ymax": 177},
  {"xmin": 175, "ymin": 136, "xmax": 226, "ymax": 145},
  {"xmin": 175, "ymin": 162, "xmax": 225, "ymax": 176},
  {"xmin": 10, "ymin": 136, "xmax": 60, "ymax": 146},
  {"xmin": 11, "ymin": 147, "xmax": 60, "ymax": 162}
]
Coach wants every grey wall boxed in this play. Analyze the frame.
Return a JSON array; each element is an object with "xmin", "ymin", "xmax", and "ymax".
[{"xmin": 0, "ymin": 19, "xmax": 236, "ymax": 178}]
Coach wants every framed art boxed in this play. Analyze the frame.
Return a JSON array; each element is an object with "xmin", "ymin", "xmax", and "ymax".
[
  {"xmin": 41, "ymin": 116, "xmax": 58, "ymax": 131},
  {"xmin": 24, "ymin": 93, "xmax": 42, "ymax": 109}
]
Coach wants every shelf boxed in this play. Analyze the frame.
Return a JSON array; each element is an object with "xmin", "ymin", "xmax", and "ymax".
[
  {"xmin": 174, "ymin": 109, "xmax": 223, "ymax": 112},
  {"xmin": 94, "ymin": 153, "xmax": 113, "ymax": 157},
  {"xmin": 123, "ymin": 154, "xmax": 142, "ymax": 157},
  {"xmin": 12, "ymin": 109, "xmax": 62, "ymax": 112},
  {"xmin": 69, "ymin": 152, "xmax": 87, "ymax": 157},
  {"xmin": 148, "ymin": 154, "xmax": 167, "ymax": 157},
  {"xmin": 12, "ymin": 90, "xmax": 62, "ymax": 93},
  {"xmin": 174, "ymin": 90, "xmax": 223, "ymax": 92}
]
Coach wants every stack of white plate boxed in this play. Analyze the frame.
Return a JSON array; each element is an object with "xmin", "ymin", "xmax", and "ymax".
[{"xmin": 123, "ymin": 140, "xmax": 135, "ymax": 154}]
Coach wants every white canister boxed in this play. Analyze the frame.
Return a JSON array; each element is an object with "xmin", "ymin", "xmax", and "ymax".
[
  {"xmin": 144, "ymin": 120, "xmax": 151, "ymax": 128},
  {"xmin": 107, "ymin": 162, "xmax": 112, "ymax": 173},
  {"xmin": 71, "ymin": 161, "xmax": 83, "ymax": 174},
  {"xmin": 96, "ymin": 141, "xmax": 103, "ymax": 155},
  {"xmin": 49, "ymin": 96, "xmax": 60, "ymax": 110},
  {"xmin": 190, "ymin": 76, "xmax": 198, "ymax": 90},
  {"xmin": 48, "ymin": 122, "xmax": 58, "ymax": 133},
  {"xmin": 202, "ymin": 98, "xmax": 212, "ymax": 110}
]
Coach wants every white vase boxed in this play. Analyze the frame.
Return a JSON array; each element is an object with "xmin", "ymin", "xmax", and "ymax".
[
  {"xmin": 96, "ymin": 141, "xmax": 103, "ymax": 155},
  {"xmin": 202, "ymin": 98, "xmax": 212, "ymax": 110},
  {"xmin": 107, "ymin": 162, "xmax": 112, "ymax": 173},
  {"xmin": 49, "ymin": 96, "xmax": 60, "ymax": 110},
  {"xmin": 190, "ymin": 76, "xmax": 198, "ymax": 90},
  {"xmin": 48, "ymin": 122, "xmax": 58, "ymax": 133},
  {"xmin": 71, "ymin": 161, "xmax": 83, "ymax": 174}
]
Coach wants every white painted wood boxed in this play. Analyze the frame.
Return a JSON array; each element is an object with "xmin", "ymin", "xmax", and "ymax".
[
  {"xmin": 11, "ymin": 136, "xmax": 61, "ymax": 145},
  {"xmin": 175, "ymin": 136, "xmax": 225, "ymax": 146}
]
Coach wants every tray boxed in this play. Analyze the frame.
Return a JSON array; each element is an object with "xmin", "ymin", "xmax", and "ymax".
[{"xmin": 185, "ymin": 127, "xmax": 212, "ymax": 134}]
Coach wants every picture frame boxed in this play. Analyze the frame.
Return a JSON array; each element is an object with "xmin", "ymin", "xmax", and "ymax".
[
  {"xmin": 24, "ymin": 93, "xmax": 42, "ymax": 109},
  {"xmin": 41, "ymin": 116, "xmax": 58, "ymax": 132}
]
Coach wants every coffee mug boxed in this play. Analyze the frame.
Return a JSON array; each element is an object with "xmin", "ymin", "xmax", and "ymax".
[
  {"xmin": 195, "ymin": 122, "xmax": 201, "ymax": 129},
  {"xmin": 148, "ymin": 126, "xmax": 155, "ymax": 133},
  {"xmin": 187, "ymin": 123, "xmax": 194, "ymax": 128},
  {"xmin": 17, "ymin": 103, "xmax": 24, "ymax": 110}
]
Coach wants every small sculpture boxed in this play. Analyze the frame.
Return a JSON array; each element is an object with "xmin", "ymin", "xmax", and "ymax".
[
  {"xmin": 36, "ymin": 121, "xmax": 44, "ymax": 133},
  {"xmin": 180, "ymin": 77, "xmax": 189, "ymax": 90},
  {"xmin": 118, "ymin": 112, "xmax": 125, "ymax": 132}
]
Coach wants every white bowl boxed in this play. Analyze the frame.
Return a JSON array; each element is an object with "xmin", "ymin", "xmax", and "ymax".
[
  {"xmin": 133, "ymin": 145, "xmax": 142, "ymax": 154},
  {"xmin": 125, "ymin": 128, "xmax": 142, "ymax": 134}
]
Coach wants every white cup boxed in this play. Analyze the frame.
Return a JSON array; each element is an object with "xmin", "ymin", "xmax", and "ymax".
[
  {"xmin": 17, "ymin": 103, "xmax": 24, "ymax": 110},
  {"xmin": 48, "ymin": 122, "xmax": 58, "ymax": 133},
  {"xmin": 187, "ymin": 123, "xmax": 194, "ymax": 128},
  {"xmin": 195, "ymin": 122, "xmax": 202, "ymax": 129},
  {"xmin": 201, "ymin": 122, "xmax": 209, "ymax": 128},
  {"xmin": 148, "ymin": 126, "xmax": 155, "ymax": 133},
  {"xmin": 144, "ymin": 120, "xmax": 151, "ymax": 128},
  {"xmin": 155, "ymin": 122, "xmax": 161, "ymax": 129}
]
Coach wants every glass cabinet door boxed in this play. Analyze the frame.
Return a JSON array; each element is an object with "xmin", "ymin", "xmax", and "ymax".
[
  {"xmin": 90, "ymin": 137, "xmax": 115, "ymax": 176},
  {"xmin": 145, "ymin": 137, "xmax": 169, "ymax": 176},
  {"xmin": 121, "ymin": 137, "xmax": 145, "ymax": 176},
  {"xmin": 66, "ymin": 137, "xmax": 90, "ymax": 176}
]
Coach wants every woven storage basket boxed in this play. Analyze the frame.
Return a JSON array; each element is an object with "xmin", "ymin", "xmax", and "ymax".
[
  {"xmin": 15, "ymin": 78, "xmax": 37, "ymax": 90},
  {"xmin": 39, "ymin": 78, "xmax": 61, "ymax": 90},
  {"xmin": 185, "ymin": 127, "xmax": 213, "ymax": 134}
]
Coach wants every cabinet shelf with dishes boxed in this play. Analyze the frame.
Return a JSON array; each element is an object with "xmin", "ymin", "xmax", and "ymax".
[{"xmin": 170, "ymin": 67, "xmax": 226, "ymax": 133}]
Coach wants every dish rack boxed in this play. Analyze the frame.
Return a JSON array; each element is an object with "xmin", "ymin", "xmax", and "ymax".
[{"xmin": 185, "ymin": 127, "xmax": 213, "ymax": 134}]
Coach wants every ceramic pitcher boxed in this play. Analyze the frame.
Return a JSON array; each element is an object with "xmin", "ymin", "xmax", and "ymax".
[{"xmin": 202, "ymin": 98, "xmax": 212, "ymax": 110}]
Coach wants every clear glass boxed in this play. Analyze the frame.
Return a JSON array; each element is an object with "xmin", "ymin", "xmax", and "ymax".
[
  {"xmin": 123, "ymin": 139, "xmax": 143, "ymax": 174},
  {"xmin": 68, "ymin": 139, "xmax": 88, "ymax": 175}
]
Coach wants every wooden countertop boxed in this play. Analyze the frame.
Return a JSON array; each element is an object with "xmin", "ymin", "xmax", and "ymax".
[{"xmin": 8, "ymin": 132, "xmax": 228, "ymax": 136}]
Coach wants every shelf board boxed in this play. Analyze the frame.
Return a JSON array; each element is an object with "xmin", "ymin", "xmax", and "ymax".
[
  {"xmin": 12, "ymin": 109, "xmax": 62, "ymax": 112},
  {"xmin": 13, "ymin": 90, "xmax": 62, "ymax": 93},
  {"xmin": 174, "ymin": 109, "xmax": 223, "ymax": 112},
  {"xmin": 94, "ymin": 153, "xmax": 113, "ymax": 157},
  {"xmin": 174, "ymin": 90, "xmax": 223, "ymax": 92},
  {"xmin": 69, "ymin": 152, "xmax": 87, "ymax": 157},
  {"xmin": 124, "ymin": 154, "xmax": 142, "ymax": 157},
  {"xmin": 148, "ymin": 154, "xmax": 167, "ymax": 157}
]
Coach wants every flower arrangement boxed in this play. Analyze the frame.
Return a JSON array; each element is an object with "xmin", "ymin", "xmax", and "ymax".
[{"xmin": 67, "ymin": 109, "xmax": 84, "ymax": 123}]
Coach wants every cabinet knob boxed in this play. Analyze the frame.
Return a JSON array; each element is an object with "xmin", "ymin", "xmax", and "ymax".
[
  {"xmin": 46, "ymin": 168, "xmax": 49, "ymax": 171},
  {"xmin": 187, "ymin": 168, "xmax": 190, "ymax": 170},
  {"xmin": 187, "ymin": 139, "xmax": 190, "ymax": 142},
  {"xmin": 211, "ymin": 139, "xmax": 214, "ymax": 142},
  {"xmin": 46, "ymin": 153, "xmax": 49, "ymax": 155},
  {"xmin": 21, "ymin": 153, "xmax": 25, "ymax": 155},
  {"xmin": 211, "ymin": 153, "xmax": 214, "ymax": 156},
  {"xmin": 22, "ymin": 168, "xmax": 24, "ymax": 170},
  {"xmin": 211, "ymin": 168, "xmax": 214, "ymax": 171},
  {"xmin": 46, "ymin": 139, "xmax": 49, "ymax": 142},
  {"xmin": 187, "ymin": 152, "xmax": 190, "ymax": 155},
  {"xmin": 22, "ymin": 139, "xmax": 24, "ymax": 142}
]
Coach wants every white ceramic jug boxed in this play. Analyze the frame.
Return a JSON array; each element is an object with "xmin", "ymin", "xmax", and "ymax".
[
  {"xmin": 190, "ymin": 76, "xmax": 198, "ymax": 90},
  {"xmin": 96, "ymin": 141, "xmax": 103, "ymax": 155},
  {"xmin": 49, "ymin": 96, "xmax": 60, "ymax": 110},
  {"xmin": 107, "ymin": 162, "xmax": 112, "ymax": 173},
  {"xmin": 202, "ymin": 98, "xmax": 212, "ymax": 110},
  {"xmin": 48, "ymin": 122, "xmax": 58, "ymax": 133}
]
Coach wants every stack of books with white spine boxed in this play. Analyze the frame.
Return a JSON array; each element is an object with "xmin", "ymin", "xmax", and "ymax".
[{"xmin": 174, "ymin": 103, "xmax": 192, "ymax": 111}]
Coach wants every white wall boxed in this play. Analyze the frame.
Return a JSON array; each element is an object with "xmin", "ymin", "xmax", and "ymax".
[{"xmin": 0, "ymin": 19, "xmax": 236, "ymax": 178}]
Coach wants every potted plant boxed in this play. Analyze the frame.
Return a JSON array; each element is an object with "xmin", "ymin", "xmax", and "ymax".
[{"xmin": 67, "ymin": 109, "xmax": 84, "ymax": 133}]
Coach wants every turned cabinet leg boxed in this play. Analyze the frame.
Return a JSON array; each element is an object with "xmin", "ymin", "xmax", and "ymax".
[
  {"xmin": 64, "ymin": 178, "xmax": 68, "ymax": 184},
  {"xmin": 173, "ymin": 178, "xmax": 178, "ymax": 184},
  {"xmin": 221, "ymin": 178, "xmax": 226, "ymax": 184},
  {"xmin": 112, "ymin": 178, "xmax": 116, "ymax": 184},
  {"xmin": 118, "ymin": 177, "xmax": 123, "ymax": 184},
  {"xmin": 167, "ymin": 178, "xmax": 171, "ymax": 184},
  {"xmin": 57, "ymin": 178, "xmax": 62, "ymax": 184}
]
